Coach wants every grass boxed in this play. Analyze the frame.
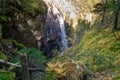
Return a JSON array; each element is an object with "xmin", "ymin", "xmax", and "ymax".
[{"xmin": 47, "ymin": 27, "xmax": 120, "ymax": 80}]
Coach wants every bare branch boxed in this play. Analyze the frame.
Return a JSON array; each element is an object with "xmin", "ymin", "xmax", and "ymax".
[{"xmin": 0, "ymin": 59, "xmax": 45, "ymax": 72}]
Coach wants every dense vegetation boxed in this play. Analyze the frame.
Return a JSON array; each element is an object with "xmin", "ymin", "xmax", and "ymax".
[
  {"xmin": 46, "ymin": 0, "xmax": 120, "ymax": 80},
  {"xmin": 0, "ymin": 0, "xmax": 120, "ymax": 80},
  {"xmin": 48, "ymin": 28, "xmax": 120, "ymax": 80},
  {"xmin": 0, "ymin": 0, "xmax": 47, "ymax": 80}
]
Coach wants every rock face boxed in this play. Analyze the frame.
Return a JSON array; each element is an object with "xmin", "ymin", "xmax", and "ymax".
[
  {"xmin": 2, "ymin": 0, "xmax": 47, "ymax": 49},
  {"xmin": 2, "ymin": 13, "xmax": 46, "ymax": 48},
  {"xmin": 40, "ymin": 3, "xmax": 68, "ymax": 58}
]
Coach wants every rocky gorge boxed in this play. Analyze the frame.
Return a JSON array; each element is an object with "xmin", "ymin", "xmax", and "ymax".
[{"xmin": 0, "ymin": 0, "xmax": 120, "ymax": 80}]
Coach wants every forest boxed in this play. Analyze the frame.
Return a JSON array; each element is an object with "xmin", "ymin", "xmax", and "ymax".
[{"xmin": 0, "ymin": 0, "xmax": 120, "ymax": 80}]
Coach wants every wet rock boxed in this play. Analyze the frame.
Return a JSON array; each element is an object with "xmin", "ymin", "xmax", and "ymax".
[{"xmin": 39, "ymin": 4, "xmax": 68, "ymax": 58}]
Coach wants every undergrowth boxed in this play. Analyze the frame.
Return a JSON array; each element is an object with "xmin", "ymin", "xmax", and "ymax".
[{"xmin": 47, "ymin": 27, "xmax": 120, "ymax": 80}]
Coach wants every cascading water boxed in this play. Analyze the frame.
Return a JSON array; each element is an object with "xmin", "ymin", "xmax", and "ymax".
[
  {"xmin": 57, "ymin": 13, "xmax": 68, "ymax": 50},
  {"xmin": 39, "ymin": 3, "xmax": 68, "ymax": 57},
  {"xmin": 51, "ymin": 4, "xmax": 68, "ymax": 50}
]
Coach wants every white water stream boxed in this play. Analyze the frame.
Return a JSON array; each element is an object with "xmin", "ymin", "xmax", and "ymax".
[
  {"xmin": 52, "ymin": 4, "xmax": 68, "ymax": 50},
  {"xmin": 57, "ymin": 14, "xmax": 68, "ymax": 50}
]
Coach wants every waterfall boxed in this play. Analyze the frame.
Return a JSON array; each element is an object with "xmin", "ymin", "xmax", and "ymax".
[
  {"xmin": 39, "ymin": 2, "xmax": 68, "ymax": 57},
  {"xmin": 52, "ymin": 4, "xmax": 68, "ymax": 50},
  {"xmin": 57, "ymin": 14, "xmax": 68, "ymax": 50}
]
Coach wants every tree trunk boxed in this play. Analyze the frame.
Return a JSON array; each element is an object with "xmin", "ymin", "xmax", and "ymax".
[
  {"xmin": 20, "ymin": 53, "xmax": 30, "ymax": 80},
  {"xmin": 101, "ymin": 0, "xmax": 107, "ymax": 24},
  {"xmin": 1, "ymin": 0, "xmax": 5, "ymax": 15},
  {"xmin": 113, "ymin": 1, "xmax": 120, "ymax": 30}
]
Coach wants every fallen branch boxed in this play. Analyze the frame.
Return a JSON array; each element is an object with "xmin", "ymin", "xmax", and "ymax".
[
  {"xmin": 29, "ymin": 68, "xmax": 45, "ymax": 72},
  {"xmin": 0, "ymin": 59, "xmax": 45, "ymax": 72},
  {"xmin": 0, "ymin": 59, "xmax": 21, "ymax": 67}
]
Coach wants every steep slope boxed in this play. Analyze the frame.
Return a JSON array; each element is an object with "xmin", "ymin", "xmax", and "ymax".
[
  {"xmin": 0, "ymin": 0, "xmax": 47, "ymax": 80},
  {"xmin": 1, "ymin": 0, "xmax": 47, "ymax": 48},
  {"xmin": 45, "ymin": 0, "xmax": 120, "ymax": 80},
  {"xmin": 46, "ymin": 27, "xmax": 120, "ymax": 80},
  {"xmin": 1, "ymin": 0, "xmax": 120, "ymax": 80}
]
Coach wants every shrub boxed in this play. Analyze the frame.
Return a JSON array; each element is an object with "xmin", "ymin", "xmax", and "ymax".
[
  {"xmin": 19, "ymin": 47, "xmax": 47, "ymax": 68},
  {"xmin": 0, "ymin": 72, "xmax": 15, "ymax": 80}
]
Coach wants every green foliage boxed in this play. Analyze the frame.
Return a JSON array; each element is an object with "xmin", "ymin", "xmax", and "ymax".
[
  {"xmin": 51, "ymin": 27, "xmax": 120, "ymax": 79},
  {"xmin": 0, "ymin": 51, "xmax": 7, "ymax": 60},
  {"xmin": 106, "ymin": 0, "xmax": 119, "ymax": 12},
  {"xmin": 93, "ymin": 0, "xmax": 119, "ymax": 14},
  {"xmin": 6, "ymin": 0, "xmax": 47, "ymax": 15},
  {"xmin": 0, "ymin": 16, "xmax": 7, "ymax": 22},
  {"xmin": 76, "ymin": 51, "xmax": 115, "ymax": 73},
  {"xmin": 19, "ymin": 47, "xmax": 47, "ymax": 68},
  {"xmin": 46, "ymin": 70, "xmax": 57, "ymax": 80},
  {"xmin": 0, "ymin": 72, "xmax": 15, "ymax": 80},
  {"xmin": 73, "ymin": 28, "xmax": 120, "ymax": 77},
  {"xmin": 0, "ymin": 39, "xmax": 25, "ymax": 63},
  {"xmin": 3, "ymin": 39, "xmax": 25, "ymax": 49},
  {"xmin": 10, "ymin": 40, "xmax": 25, "ymax": 49},
  {"xmin": 109, "ymin": 41, "xmax": 120, "ymax": 52},
  {"xmin": 9, "ymin": 55, "xmax": 20, "ymax": 64},
  {"xmin": 0, "ymin": 0, "xmax": 47, "ymax": 79},
  {"xmin": 113, "ymin": 76, "xmax": 120, "ymax": 80}
]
